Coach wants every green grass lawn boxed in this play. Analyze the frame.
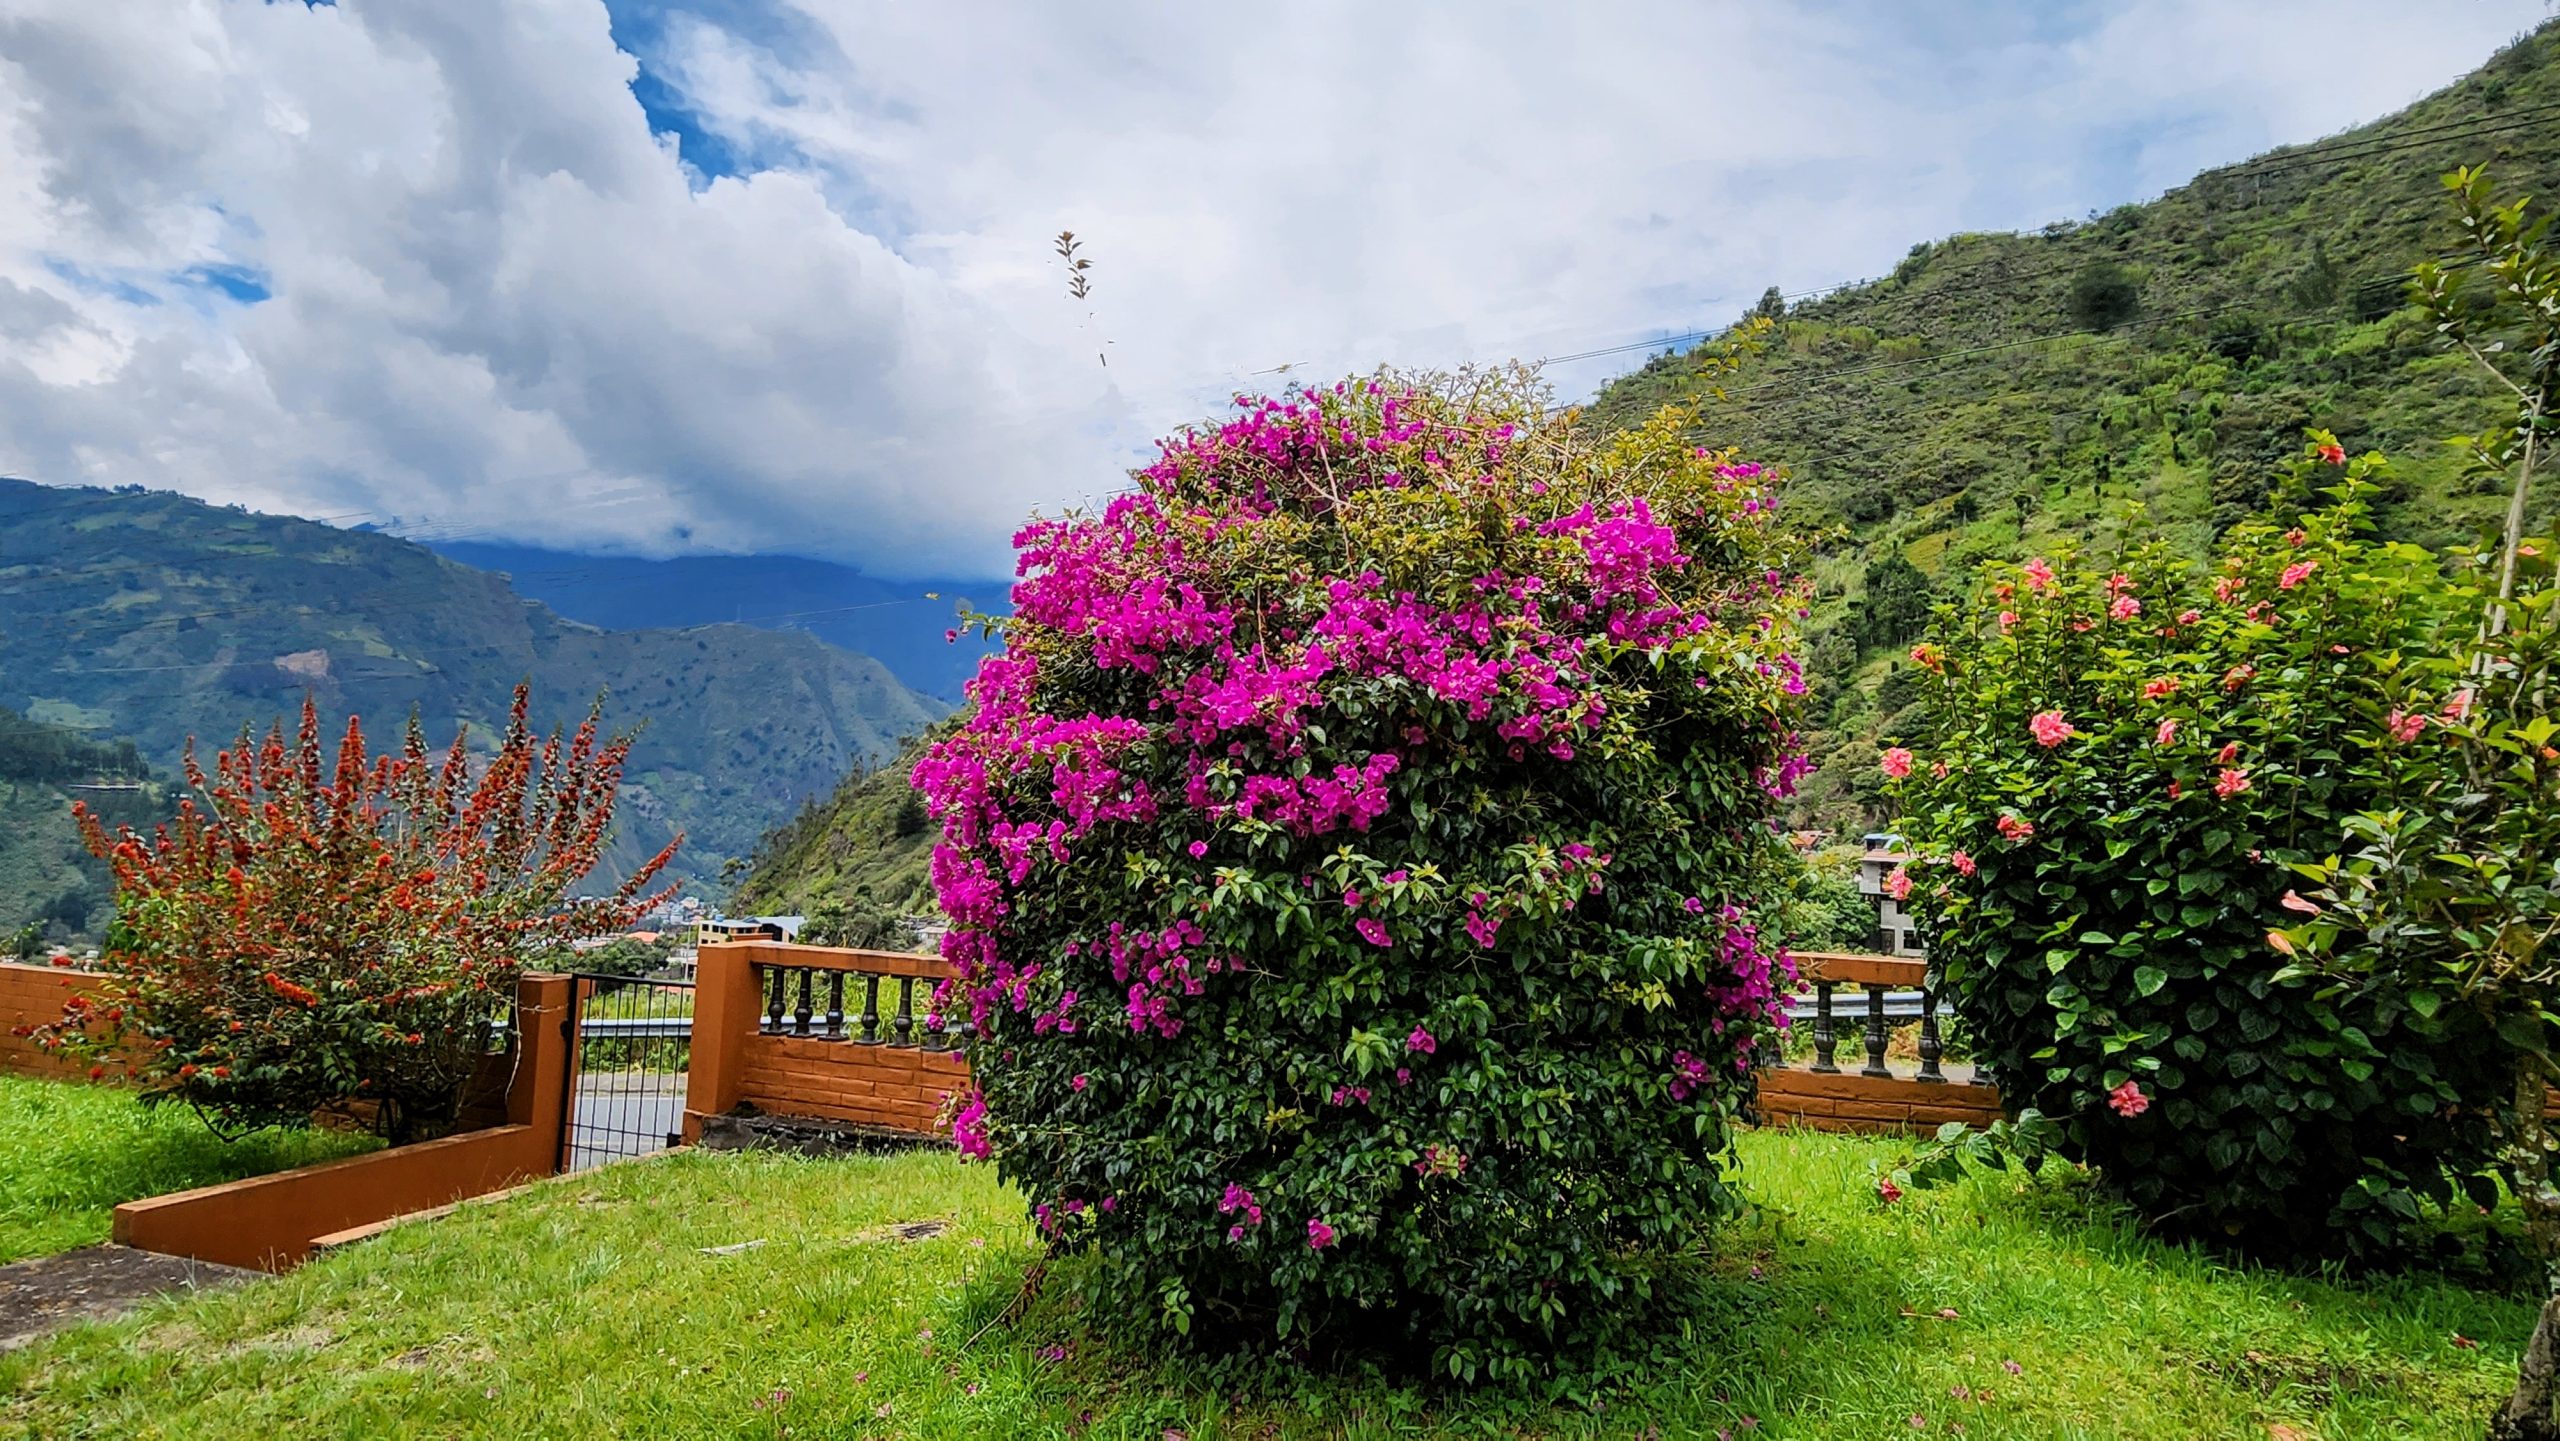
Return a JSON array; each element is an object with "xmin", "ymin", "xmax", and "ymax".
[
  {"xmin": 0, "ymin": 1075, "xmax": 377, "ymax": 1264},
  {"xmin": 0, "ymin": 1129, "xmax": 2533, "ymax": 1440}
]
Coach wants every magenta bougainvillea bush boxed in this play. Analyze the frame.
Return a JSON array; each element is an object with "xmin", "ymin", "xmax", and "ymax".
[
  {"xmin": 1887, "ymin": 438, "xmax": 2507, "ymax": 1258},
  {"xmin": 913, "ymin": 368, "xmax": 1807, "ymax": 1373}
]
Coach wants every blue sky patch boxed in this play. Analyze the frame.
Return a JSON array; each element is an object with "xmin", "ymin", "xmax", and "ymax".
[
  {"xmin": 42, "ymin": 258, "xmax": 157, "ymax": 307},
  {"xmin": 180, "ymin": 264, "xmax": 272, "ymax": 305}
]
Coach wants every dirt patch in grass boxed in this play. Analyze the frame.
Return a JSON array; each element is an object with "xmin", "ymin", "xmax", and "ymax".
[
  {"xmin": 2187, "ymin": 1347, "xmax": 2423, "ymax": 1406},
  {"xmin": 0, "ymin": 1245, "xmax": 257, "ymax": 1352}
]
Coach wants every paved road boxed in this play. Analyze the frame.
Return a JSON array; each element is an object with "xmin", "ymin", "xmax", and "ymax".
[{"xmin": 565, "ymin": 1073, "xmax": 688, "ymax": 1172}]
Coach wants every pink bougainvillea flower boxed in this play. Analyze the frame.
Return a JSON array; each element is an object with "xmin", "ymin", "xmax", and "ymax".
[
  {"xmin": 1885, "ymin": 866, "xmax": 1913, "ymax": 901},
  {"xmin": 1995, "ymin": 813, "xmax": 2035, "ymax": 842},
  {"xmin": 2214, "ymin": 767, "xmax": 2251, "ymax": 800},
  {"xmin": 2022, "ymin": 557, "xmax": 2055, "ymax": 592},
  {"xmin": 2109, "ymin": 594, "xmax": 2141, "ymax": 621},
  {"xmin": 2279, "ymin": 561, "xmax": 2318, "ymax": 590},
  {"xmin": 2141, "ymin": 676, "xmax": 2180, "ymax": 700},
  {"xmin": 1342, "ymin": 888, "xmax": 1362, "ymax": 908},
  {"xmin": 1877, "ymin": 1176, "xmax": 1904, "ymax": 1203},
  {"xmin": 1187, "ymin": 840, "xmax": 1209, "ymax": 858},
  {"xmin": 1880, "ymin": 747, "xmax": 1914, "ymax": 779},
  {"xmin": 1306, "ymin": 1218, "xmax": 1337, "ymax": 1250},
  {"xmin": 2315, "ymin": 441, "xmax": 2346, "ymax": 465},
  {"xmin": 1683, "ymin": 895, "xmax": 1707, "ymax": 914},
  {"xmin": 2178, "ymin": 608, "xmax": 2202, "ymax": 626},
  {"xmin": 1070, "ymin": 1073, "xmax": 1089, "ymax": 1091},
  {"xmin": 2028, "ymin": 710, "xmax": 2075, "ymax": 748},
  {"xmin": 2385, "ymin": 709, "xmax": 2425, "ymax": 743},
  {"xmin": 2156, "ymin": 718, "xmax": 2178, "ymax": 746},
  {"xmin": 1406, "ymin": 1025, "xmax": 1437, "ymax": 1054},
  {"xmin": 2107, "ymin": 1080, "xmax": 2150, "ymax": 1118},
  {"xmin": 1997, "ymin": 609, "xmax": 2018, "ymax": 631},
  {"xmin": 1356, "ymin": 917, "xmax": 1392, "ymax": 947},
  {"xmin": 1668, "ymin": 1049, "xmax": 1711, "ymax": 1100},
  {"xmin": 1949, "ymin": 849, "xmax": 1976, "ymax": 877}
]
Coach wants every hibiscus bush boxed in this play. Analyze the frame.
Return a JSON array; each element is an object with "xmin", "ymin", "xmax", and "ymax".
[
  {"xmin": 41, "ymin": 690, "xmax": 676, "ymax": 1142},
  {"xmin": 1887, "ymin": 437, "xmax": 2508, "ymax": 1257},
  {"xmin": 914, "ymin": 367, "xmax": 1807, "ymax": 1375}
]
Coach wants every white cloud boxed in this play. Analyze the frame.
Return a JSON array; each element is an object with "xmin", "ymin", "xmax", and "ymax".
[{"xmin": 0, "ymin": 0, "xmax": 2543, "ymax": 576}]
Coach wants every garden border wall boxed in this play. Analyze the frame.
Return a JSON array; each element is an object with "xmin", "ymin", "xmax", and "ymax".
[{"xmin": 102, "ymin": 973, "xmax": 577, "ymax": 1272}]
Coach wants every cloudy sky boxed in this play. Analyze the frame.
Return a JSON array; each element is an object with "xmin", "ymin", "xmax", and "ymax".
[{"xmin": 0, "ymin": 1, "xmax": 2546, "ymax": 579}]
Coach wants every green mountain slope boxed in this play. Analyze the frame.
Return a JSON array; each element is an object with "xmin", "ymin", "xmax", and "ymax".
[
  {"xmin": 0, "ymin": 704, "xmax": 161, "ymax": 945},
  {"xmin": 0, "ymin": 480, "xmax": 945, "ymax": 883},
  {"xmin": 1586, "ymin": 23, "xmax": 2560, "ymax": 837},
  {"xmin": 729, "ymin": 722, "xmax": 949, "ymax": 917}
]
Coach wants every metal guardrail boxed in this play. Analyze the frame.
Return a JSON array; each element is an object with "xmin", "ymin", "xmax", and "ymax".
[{"xmin": 577, "ymin": 1016, "xmax": 694, "ymax": 1041}]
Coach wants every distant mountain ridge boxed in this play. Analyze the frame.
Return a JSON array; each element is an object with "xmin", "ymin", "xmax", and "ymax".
[
  {"xmin": 423, "ymin": 540, "xmax": 1005, "ymax": 703},
  {"xmin": 0, "ymin": 479, "xmax": 945, "ymax": 884}
]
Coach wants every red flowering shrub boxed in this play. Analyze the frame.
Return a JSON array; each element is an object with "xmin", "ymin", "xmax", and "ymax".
[
  {"xmin": 43, "ymin": 689, "xmax": 675, "ymax": 1142},
  {"xmin": 914, "ymin": 368, "xmax": 1806, "ymax": 1375},
  {"xmin": 1889, "ymin": 436, "xmax": 2508, "ymax": 1257}
]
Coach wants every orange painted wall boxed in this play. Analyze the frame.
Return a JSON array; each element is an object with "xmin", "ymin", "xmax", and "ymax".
[
  {"xmin": 1755, "ymin": 1066, "xmax": 2005, "ymax": 1135},
  {"xmin": 0, "ymin": 961, "xmax": 113, "ymax": 1078},
  {"xmin": 683, "ymin": 941, "xmax": 969, "ymax": 1141},
  {"xmin": 736, "ymin": 1035, "xmax": 969, "ymax": 1133},
  {"xmin": 106, "ymin": 973, "xmax": 577, "ymax": 1272},
  {"xmin": 113, "ymin": 1122, "xmax": 555, "ymax": 1271}
]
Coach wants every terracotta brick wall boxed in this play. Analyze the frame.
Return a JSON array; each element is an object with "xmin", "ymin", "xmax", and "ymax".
[
  {"xmin": 0, "ymin": 961, "xmax": 112, "ymax": 1078},
  {"xmin": 1754, "ymin": 1066, "xmax": 2004, "ymax": 1135},
  {"xmin": 736, "ymin": 1034, "xmax": 969, "ymax": 1134}
]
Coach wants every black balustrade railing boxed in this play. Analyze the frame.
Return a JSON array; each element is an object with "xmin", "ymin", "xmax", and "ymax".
[
  {"xmin": 1788, "ymin": 949, "xmax": 1999, "ymax": 1088},
  {"xmin": 757, "ymin": 963, "xmax": 973, "ymax": 1049}
]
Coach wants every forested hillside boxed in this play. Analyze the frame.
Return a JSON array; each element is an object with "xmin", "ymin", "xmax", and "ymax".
[
  {"xmin": 0, "ymin": 705, "xmax": 159, "ymax": 945},
  {"xmin": 728, "ymin": 723, "xmax": 949, "ymax": 918},
  {"xmin": 0, "ymin": 480, "xmax": 945, "ymax": 882},
  {"xmin": 1587, "ymin": 23, "xmax": 2560, "ymax": 837}
]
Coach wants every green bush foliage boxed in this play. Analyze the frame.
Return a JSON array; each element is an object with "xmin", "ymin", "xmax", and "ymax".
[{"xmin": 1888, "ymin": 438, "xmax": 2508, "ymax": 1256}]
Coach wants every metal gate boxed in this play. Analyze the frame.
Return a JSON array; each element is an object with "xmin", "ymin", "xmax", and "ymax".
[{"xmin": 559, "ymin": 971, "xmax": 695, "ymax": 1172}]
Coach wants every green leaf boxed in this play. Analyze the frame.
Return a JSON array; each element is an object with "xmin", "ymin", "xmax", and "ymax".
[{"xmin": 2132, "ymin": 965, "xmax": 2169, "ymax": 998}]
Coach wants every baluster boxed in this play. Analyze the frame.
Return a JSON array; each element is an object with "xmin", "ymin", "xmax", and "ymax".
[
  {"xmin": 1811, "ymin": 982, "xmax": 1839, "ymax": 1073},
  {"xmin": 892, "ymin": 976, "xmax": 915, "ymax": 1047},
  {"xmin": 1861, "ymin": 988, "xmax": 1892, "ymax": 1078},
  {"xmin": 793, "ymin": 969, "xmax": 815, "ymax": 1036},
  {"xmin": 859, "ymin": 976, "xmax": 882, "ymax": 1044},
  {"xmin": 1916, "ymin": 986, "xmax": 1946, "ymax": 1083},
  {"xmin": 826, "ymin": 973, "xmax": 846, "ymax": 1040},
  {"xmin": 764, "ymin": 966, "xmax": 786, "ymax": 1034}
]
